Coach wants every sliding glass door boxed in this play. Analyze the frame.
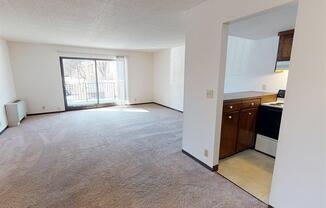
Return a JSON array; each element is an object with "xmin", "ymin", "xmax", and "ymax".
[
  {"xmin": 96, "ymin": 60, "xmax": 118, "ymax": 104},
  {"xmin": 60, "ymin": 57, "xmax": 127, "ymax": 110}
]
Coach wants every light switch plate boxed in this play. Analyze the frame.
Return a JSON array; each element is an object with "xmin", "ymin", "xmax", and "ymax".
[{"xmin": 206, "ymin": 89, "xmax": 214, "ymax": 99}]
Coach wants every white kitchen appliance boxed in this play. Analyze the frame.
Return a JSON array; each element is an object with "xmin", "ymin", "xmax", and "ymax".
[{"xmin": 255, "ymin": 90, "xmax": 285, "ymax": 157}]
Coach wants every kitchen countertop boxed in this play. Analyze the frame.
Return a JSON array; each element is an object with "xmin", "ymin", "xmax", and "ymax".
[{"xmin": 224, "ymin": 91, "xmax": 277, "ymax": 102}]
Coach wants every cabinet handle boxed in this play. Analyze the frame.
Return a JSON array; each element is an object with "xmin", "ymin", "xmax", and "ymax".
[
  {"xmin": 248, "ymin": 112, "xmax": 252, "ymax": 116},
  {"xmin": 228, "ymin": 116, "xmax": 232, "ymax": 119},
  {"xmin": 251, "ymin": 103, "xmax": 255, "ymax": 106},
  {"xmin": 229, "ymin": 106, "xmax": 233, "ymax": 109}
]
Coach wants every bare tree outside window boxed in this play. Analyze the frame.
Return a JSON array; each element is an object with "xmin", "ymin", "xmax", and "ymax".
[{"xmin": 61, "ymin": 57, "xmax": 126, "ymax": 109}]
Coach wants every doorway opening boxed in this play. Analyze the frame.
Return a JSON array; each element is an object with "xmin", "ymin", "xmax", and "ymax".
[
  {"xmin": 217, "ymin": 3, "xmax": 298, "ymax": 204},
  {"xmin": 60, "ymin": 57, "xmax": 127, "ymax": 110}
]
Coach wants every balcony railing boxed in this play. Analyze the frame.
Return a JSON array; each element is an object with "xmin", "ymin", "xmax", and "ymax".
[{"xmin": 65, "ymin": 81, "xmax": 117, "ymax": 106}]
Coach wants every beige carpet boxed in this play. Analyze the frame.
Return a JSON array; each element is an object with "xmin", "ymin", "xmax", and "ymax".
[{"xmin": 0, "ymin": 104, "xmax": 267, "ymax": 208}]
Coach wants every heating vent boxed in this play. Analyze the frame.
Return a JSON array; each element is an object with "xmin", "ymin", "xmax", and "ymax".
[{"xmin": 5, "ymin": 100, "xmax": 27, "ymax": 127}]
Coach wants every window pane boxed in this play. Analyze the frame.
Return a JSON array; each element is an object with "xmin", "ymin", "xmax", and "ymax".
[
  {"xmin": 96, "ymin": 60, "xmax": 117, "ymax": 104},
  {"xmin": 62, "ymin": 59, "xmax": 97, "ymax": 107}
]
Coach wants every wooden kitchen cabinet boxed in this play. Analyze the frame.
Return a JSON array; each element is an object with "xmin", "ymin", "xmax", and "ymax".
[
  {"xmin": 220, "ymin": 111, "xmax": 240, "ymax": 159},
  {"xmin": 219, "ymin": 92, "xmax": 278, "ymax": 159},
  {"xmin": 236, "ymin": 108, "xmax": 258, "ymax": 152},
  {"xmin": 277, "ymin": 29, "xmax": 294, "ymax": 61},
  {"xmin": 219, "ymin": 100, "xmax": 259, "ymax": 159}
]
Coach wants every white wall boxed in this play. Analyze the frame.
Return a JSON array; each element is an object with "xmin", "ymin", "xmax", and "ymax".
[
  {"xmin": 183, "ymin": 0, "xmax": 325, "ymax": 207},
  {"xmin": 225, "ymin": 36, "xmax": 289, "ymax": 93},
  {"xmin": 270, "ymin": 0, "xmax": 325, "ymax": 207},
  {"xmin": 0, "ymin": 38, "xmax": 16, "ymax": 132},
  {"xmin": 182, "ymin": 0, "xmax": 294, "ymax": 168},
  {"xmin": 153, "ymin": 46, "xmax": 185, "ymax": 111},
  {"xmin": 9, "ymin": 42, "xmax": 153, "ymax": 114}
]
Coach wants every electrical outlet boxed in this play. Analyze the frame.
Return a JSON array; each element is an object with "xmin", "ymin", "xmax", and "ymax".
[
  {"xmin": 262, "ymin": 84, "xmax": 267, "ymax": 91},
  {"xmin": 42, "ymin": 106, "xmax": 46, "ymax": 110},
  {"xmin": 206, "ymin": 90, "xmax": 214, "ymax": 99},
  {"xmin": 204, "ymin": 149, "xmax": 209, "ymax": 157}
]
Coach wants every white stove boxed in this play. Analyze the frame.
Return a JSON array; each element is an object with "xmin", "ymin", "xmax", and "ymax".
[
  {"xmin": 261, "ymin": 98, "xmax": 284, "ymax": 109},
  {"xmin": 255, "ymin": 90, "xmax": 286, "ymax": 157},
  {"xmin": 261, "ymin": 90, "xmax": 286, "ymax": 109}
]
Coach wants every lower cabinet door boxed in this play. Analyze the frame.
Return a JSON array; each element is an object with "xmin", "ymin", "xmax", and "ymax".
[
  {"xmin": 219, "ymin": 111, "xmax": 239, "ymax": 159},
  {"xmin": 236, "ymin": 108, "xmax": 258, "ymax": 152}
]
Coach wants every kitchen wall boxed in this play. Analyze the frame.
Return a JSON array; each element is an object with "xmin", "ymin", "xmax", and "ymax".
[
  {"xmin": 183, "ymin": 0, "xmax": 325, "ymax": 207},
  {"xmin": 153, "ymin": 46, "xmax": 185, "ymax": 111},
  {"xmin": 225, "ymin": 36, "xmax": 289, "ymax": 93},
  {"xmin": 9, "ymin": 42, "xmax": 153, "ymax": 114},
  {"xmin": 0, "ymin": 38, "xmax": 16, "ymax": 132}
]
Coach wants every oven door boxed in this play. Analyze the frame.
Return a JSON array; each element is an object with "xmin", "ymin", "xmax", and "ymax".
[{"xmin": 256, "ymin": 106, "xmax": 283, "ymax": 140}]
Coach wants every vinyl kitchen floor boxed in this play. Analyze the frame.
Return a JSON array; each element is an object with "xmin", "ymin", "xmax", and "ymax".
[{"xmin": 218, "ymin": 150, "xmax": 275, "ymax": 204}]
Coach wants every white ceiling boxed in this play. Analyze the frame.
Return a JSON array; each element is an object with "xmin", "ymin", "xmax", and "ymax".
[
  {"xmin": 229, "ymin": 3, "xmax": 298, "ymax": 40},
  {"xmin": 0, "ymin": 0, "xmax": 206, "ymax": 51}
]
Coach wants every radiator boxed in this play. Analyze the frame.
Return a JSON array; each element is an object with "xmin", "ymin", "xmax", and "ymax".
[{"xmin": 5, "ymin": 100, "xmax": 27, "ymax": 127}]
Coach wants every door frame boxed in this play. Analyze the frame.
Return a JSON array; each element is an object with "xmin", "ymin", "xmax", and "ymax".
[{"xmin": 59, "ymin": 56, "xmax": 118, "ymax": 111}]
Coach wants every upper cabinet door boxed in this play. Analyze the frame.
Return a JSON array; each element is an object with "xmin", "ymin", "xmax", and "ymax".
[{"xmin": 277, "ymin": 29, "xmax": 295, "ymax": 61}]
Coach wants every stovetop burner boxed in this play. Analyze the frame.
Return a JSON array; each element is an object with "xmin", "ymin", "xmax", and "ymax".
[
  {"xmin": 261, "ymin": 90, "xmax": 286, "ymax": 109},
  {"xmin": 269, "ymin": 102, "xmax": 284, "ymax": 106}
]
